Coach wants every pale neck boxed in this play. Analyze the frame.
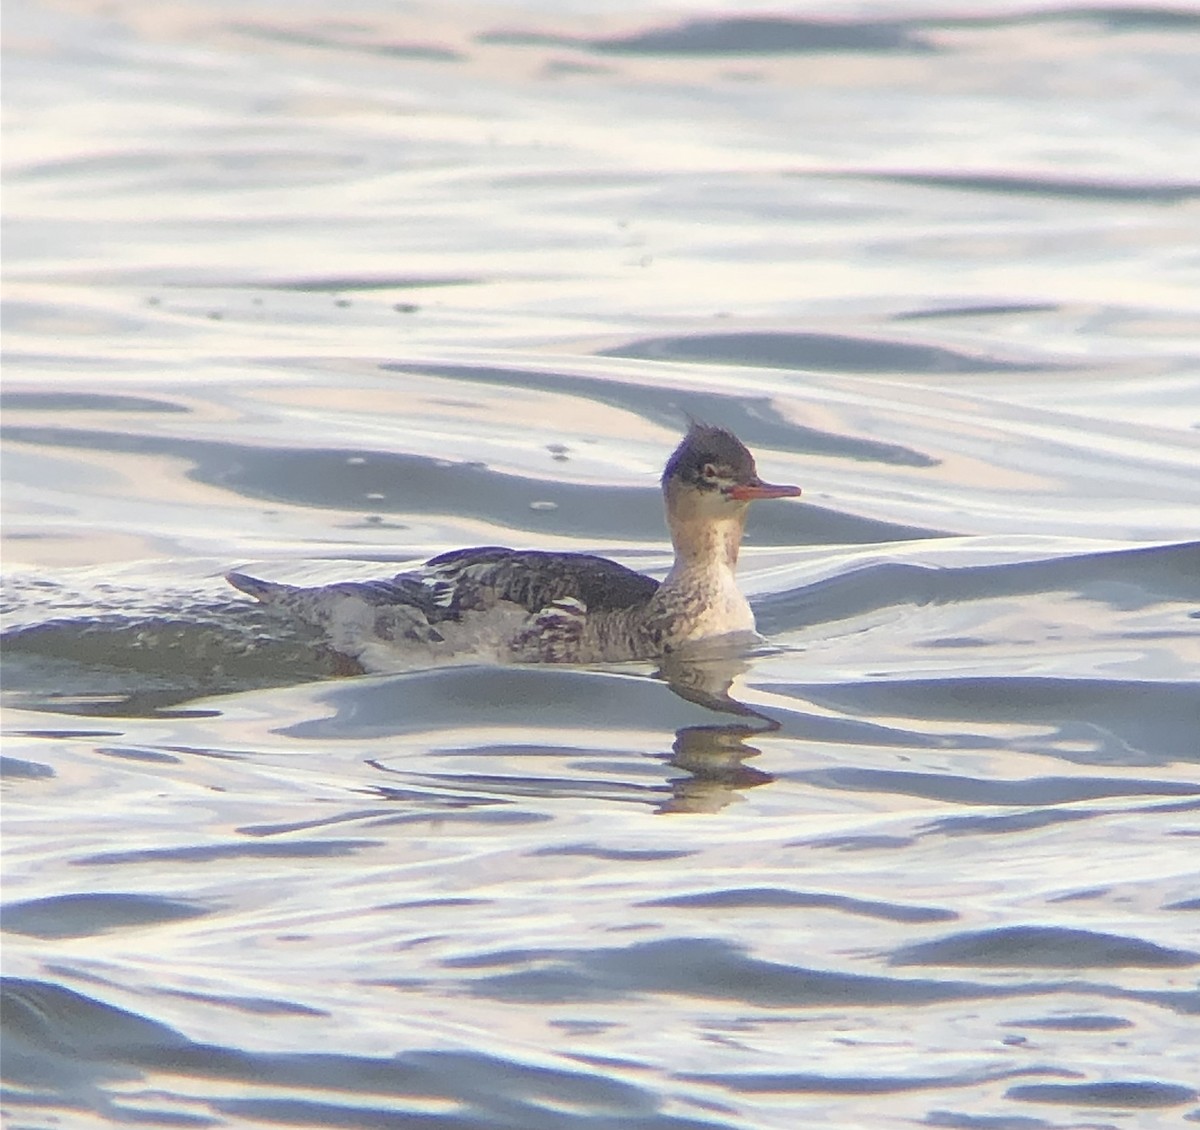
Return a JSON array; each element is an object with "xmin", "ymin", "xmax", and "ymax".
[{"xmin": 666, "ymin": 510, "xmax": 747, "ymax": 577}]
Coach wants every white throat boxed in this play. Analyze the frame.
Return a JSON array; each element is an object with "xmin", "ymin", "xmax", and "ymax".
[{"xmin": 660, "ymin": 505, "xmax": 756, "ymax": 639}]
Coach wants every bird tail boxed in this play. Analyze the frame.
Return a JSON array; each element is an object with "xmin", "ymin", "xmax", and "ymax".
[{"xmin": 225, "ymin": 570, "xmax": 296, "ymax": 604}]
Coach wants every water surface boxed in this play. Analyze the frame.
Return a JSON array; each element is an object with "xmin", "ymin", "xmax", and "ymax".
[{"xmin": 3, "ymin": 1, "xmax": 1199, "ymax": 1127}]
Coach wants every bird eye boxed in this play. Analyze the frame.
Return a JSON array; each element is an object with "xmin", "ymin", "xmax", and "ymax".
[{"xmin": 702, "ymin": 463, "xmax": 718, "ymax": 479}]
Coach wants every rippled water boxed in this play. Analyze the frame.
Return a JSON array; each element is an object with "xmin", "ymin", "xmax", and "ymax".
[{"xmin": 4, "ymin": 1, "xmax": 1200, "ymax": 1127}]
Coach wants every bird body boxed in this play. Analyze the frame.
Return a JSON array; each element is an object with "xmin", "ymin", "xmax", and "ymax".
[{"xmin": 227, "ymin": 425, "xmax": 801, "ymax": 668}]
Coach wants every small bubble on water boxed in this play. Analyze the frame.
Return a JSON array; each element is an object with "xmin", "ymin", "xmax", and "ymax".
[
  {"xmin": 365, "ymin": 492, "xmax": 386, "ymax": 501},
  {"xmin": 529, "ymin": 500, "xmax": 558, "ymax": 511},
  {"xmin": 346, "ymin": 456, "xmax": 367, "ymax": 465}
]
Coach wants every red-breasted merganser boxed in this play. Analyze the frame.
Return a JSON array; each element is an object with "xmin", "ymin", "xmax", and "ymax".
[{"xmin": 226, "ymin": 425, "xmax": 801, "ymax": 667}]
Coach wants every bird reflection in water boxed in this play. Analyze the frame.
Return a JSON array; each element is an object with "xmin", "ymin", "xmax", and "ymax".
[
  {"xmin": 653, "ymin": 640, "xmax": 779, "ymax": 815},
  {"xmin": 356, "ymin": 640, "xmax": 782, "ymax": 817}
]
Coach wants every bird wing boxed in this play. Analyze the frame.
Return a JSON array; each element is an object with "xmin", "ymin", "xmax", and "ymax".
[
  {"xmin": 420, "ymin": 547, "xmax": 659, "ymax": 618},
  {"xmin": 227, "ymin": 548, "xmax": 658, "ymax": 640}
]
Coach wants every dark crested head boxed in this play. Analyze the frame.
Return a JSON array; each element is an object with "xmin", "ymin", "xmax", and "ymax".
[
  {"xmin": 662, "ymin": 424, "xmax": 802, "ymax": 503},
  {"xmin": 662, "ymin": 424, "xmax": 755, "ymax": 490}
]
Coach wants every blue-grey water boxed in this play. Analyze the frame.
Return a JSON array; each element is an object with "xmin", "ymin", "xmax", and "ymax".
[{"xmin": 3, "ymin": 1, "xmax": 1199, "ymax": 1128}]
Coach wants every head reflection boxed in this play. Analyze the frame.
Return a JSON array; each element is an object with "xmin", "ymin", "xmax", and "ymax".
[{"xmin": 654, "ymin": 639, "xmax": 781, "ymax": 815}]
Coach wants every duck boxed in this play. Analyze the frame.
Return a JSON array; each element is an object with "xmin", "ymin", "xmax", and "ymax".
[{"xmin": 226, "ymin": 424, "xmax": 801, "ymax": 667}]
